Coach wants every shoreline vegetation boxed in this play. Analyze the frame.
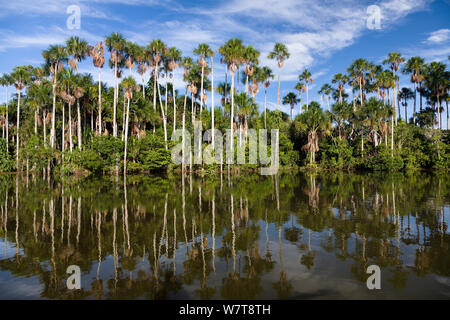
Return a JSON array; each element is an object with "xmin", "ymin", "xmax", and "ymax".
[{"xmin": 0, "ymin": 35, "xmax": 449, "ymax": 176}]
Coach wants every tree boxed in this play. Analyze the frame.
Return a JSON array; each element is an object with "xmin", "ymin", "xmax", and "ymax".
[
  {"xmin": 318, "ymin": 83, "xmax": 333, "ymax": 110},
  {"xmin": 42, "ymin": 44, "xmax": 67, "ymax": 149},
  {"xmin": 293, "ymin": 104, "xmax": 330, "ymax": 164},
  {"xmin": 168, "ymin": 47, "xmax": 182, "ymax": 132},
  {"xmin": 243, "ymin": 46, "xmax": 260, "ymax": 95},
  {"xmin": 66, "ymin": 36, "xmax": 88, "ymax": 150},
  {"xmin": 193, "ymin": 43, "xmax": 214, "ymax": 116},
  {"xmin": 347, "ymin": 59, "xmax": 370, "ymax": 108},
  {"xmin": 11, "ymin": 65, "xmax": 32, "ymax": 169},
  {"xmin": 423, "ymin": 62, "xmax": 448, "ymax": 130},
  {"xmin": 105, "ymin": 32, "xmax": 126, "ymax": 138},
  {"xmin": 298, "ymin": 69, "xmax": 313, "ymax": 110},
  {"xmin": 88, "ymin": 42, "xmax": 106, "ymax": 135},
  {"xmin": 282, "ymin": 92, "xmax": 299, "ymax": 120},
  {"xmin": 398, "ymin": 87, "xmax": 414, "ymax": 122},
  {"xmin": 268, "ymin": 43, "xmax": 290, "ymax": 110},
  {"xmin": 221, "ymin": 38, "xmax": 245, "ymax": 155},
  {"xmin": 0, "ymin": 73, "xmax": 13, "ymax": 151},
  {"xmin": 257, "ymin": 66, "xmax": 274, "ymax": 128},
  {"xmin": 403, "ymin": 56, "xmax": 425, "ymax": 124},
  {"xmin": 332, "ymin": 73, "xmax": 349, "ymax": 104},
  {"xmin": 383, "ymin": 52, "xmax": 405, "ymax": 124},
  {"xmin": 121, "ymin": 76, "xmax": 138, "ymax": 174}
]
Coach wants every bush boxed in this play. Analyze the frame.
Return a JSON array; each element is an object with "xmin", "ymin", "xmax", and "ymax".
[
  {"xmin": 365, "ymin": 146, "xmax": 404, "ymax": 171},
  {"xmin": 0, "ymin": 139, "xmax": 13, "ymax": 172}
]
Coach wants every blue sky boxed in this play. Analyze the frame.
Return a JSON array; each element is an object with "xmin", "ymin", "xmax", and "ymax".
[{"xmin": 0, "ymin": 0, "xmax": 449, "ymax": 121}]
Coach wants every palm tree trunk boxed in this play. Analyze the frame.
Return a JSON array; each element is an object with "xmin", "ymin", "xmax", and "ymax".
[
  {"xmin": 306, "ymin": 82, "xmax": 309, "ymax": 110},
  {"xmin": 200, "ymin": 65, "xmax": 204, "ymax": 114},
  {"xmin": 77, "ymin": 99, "xmax": 82, "ymax": 150},
  {"xmin": 34, "ymin": 106, "xmax": 38, "ymax": 135},
  {"xmin": 182, "ymin": 87, "xmax": 187, "ymax": 173},
  {"xmin": 165, "ymin": 72, "xmax": 169, "ymax": 115},
  {"xmin": 43, "ymin": 109, "xmax": 47, "ymax": 147},
  {"xmin": 16, "ymin": 90, "xmax": 21, "ymax": 170},
  {"xmin": 172, "ymin": 76, "xmax": 177, "ymax": 132},
  {"xmin": 124, "ymin": 97, "xmax": 130, "ymax": 175},
  {"xmin": 51, "ymin": 66, "xmax": 57, "ymax": 149},
  {"xmin": 98, "ymin": 68, "xmax": 102, "ymax": 135},
  {"xmin": 264, "ymin": 88, "xmax": 267, "ymax": 129},
  {"xmin": 5, "ymin": 85, "xmax": 8, "ymax": 152},
  {"xmin": 231, "ymin": 70, "xmax": 235, "ymax": 154},
  {"xmin": 69, "ymin": 102, "xmax": 73, "ymax": 153},
  {"xmin": 113, "ymin": 60, "xmax": 118, "ymax": 137},
  {"xmin": 413, "ymin": 82, "xmax": 417, "ymax": 125},
  {"xmin": 62, "ymin": 102, "xmax": 65, "ymax": 163},
  {"xmin": 277, "ymin": 67, "xmax": 280, "ymax": 110},
  {"xmin": 224, "ymin": 64, "xmax": 228, "ymax": 104},
  {"xmin": 211, "ymin": 56, "xmax": 215, "ymax": 150},
  {"xmin": 157, "ymin": 77, "xmax": 168, "ymax": 150}
]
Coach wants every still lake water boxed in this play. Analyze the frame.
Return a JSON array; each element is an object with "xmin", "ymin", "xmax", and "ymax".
[{"xmin": 0, "ymin": 171, "xmax": 449, "ymax": 299}]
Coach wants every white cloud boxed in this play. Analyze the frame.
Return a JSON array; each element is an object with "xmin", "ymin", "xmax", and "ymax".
[{"xmin": 426, "ymin": 28, "xmax": 450, "ymax": 44}]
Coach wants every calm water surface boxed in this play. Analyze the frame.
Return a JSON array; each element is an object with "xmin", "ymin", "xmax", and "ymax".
[{"xmin": 0, "ymin": 172, "xmax": 449, "ymax": 299}]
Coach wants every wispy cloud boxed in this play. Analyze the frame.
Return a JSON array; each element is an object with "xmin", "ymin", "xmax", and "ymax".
[{"xmin": 425, "ymin": 28, "xmax": 450, "ymax": 44}]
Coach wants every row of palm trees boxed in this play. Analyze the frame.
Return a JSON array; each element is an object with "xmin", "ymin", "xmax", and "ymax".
[{"xmin": 0, "ymin": 34, "xmax": 448, "ymax": 172}]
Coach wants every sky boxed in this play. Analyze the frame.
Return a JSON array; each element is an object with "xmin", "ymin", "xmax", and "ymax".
[{"xmin": 0, "ymin": 0, "xmax": 449, "ymax": 121}]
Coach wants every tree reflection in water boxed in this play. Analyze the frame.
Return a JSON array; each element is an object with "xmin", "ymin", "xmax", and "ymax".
[{"xmin": 0, "ymin": 171, "xmax": 448, "ymax": 299}]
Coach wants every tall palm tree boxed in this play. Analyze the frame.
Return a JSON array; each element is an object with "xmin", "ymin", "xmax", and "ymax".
[
  {"xmin": 0, "ymin": 74, "xmax": 13, "ymax": 151},
  {"xmin": 424, "ymin": 62, "xmax": 448, "ymax": 130},
  {"xmin": 168, "ymin": 47, "xmax": 182, "ymax": 132},
  {"xmin": 318, "ymin": 83, "xmax": 333, "ymax": 110},
  {"xmin": 181, "ymin": 57, "xmax": 194, "ymax": 171},
  {"xmin": 282, "ymin": 92, "xmax": 299, "ymax": 120},
  {"xmin": 331, "ymin": 73, "xmax": 349, "ymax": 104},
  {"xmin": 88, "ymin": 42, "xmax": 106, "ymax": 135},
  {"xmin": 243, "ymin": 45, "xmax": 260, "ymax": 95},
  {"xmin": 347, "ymin": 59, "xmax": 370, "ymax": 108},
  {"xmin": 42, "ymin": 44, "xmax": 67, "ymax": 149},
  {"xmin": 398, "ymin": 87, "xmax": 414, "ymax": 122},
  {"xmin": 403, "ymin": 56, "xmax": 425, "ymax": 124},
  {"xmin": 121, "ymin": 76, "xmax": 137, "ymax": 174},
  {"xmin": 148, "ymin": 39, "xmax": 168, "ymax": 149},
  {"xmin": 298, "ymin": 69, "xmax": 314, "ymax": 110},
  {"xmin": 222, "ymin": 38, "xmax": 245, "ymax": 155},
  {"xmin": 11, "ymin": 65, "xmax": 32, "ymax": 169},
  {"xmin": 257, "ymin": 66, "xmax": 274, "ymax": 128},
  {"xmin": 294, "ymin": 81, "xmax": 306, "ymax": 113},
  {"xmin": 193, "ymin": 43, "xmax": 214, "ymax": 116},
  {"xmin": 66, "ymin": 36, "xmax": 88, "ymax": 150},
  {"xmin": 105, "ymin": 32, "xmax": 126, "ymax": 138},
  {"xmin": 268, "ymin": 43, "xmax": 290, "ymax": 110},
  {"xmin": 58, "ymin": 68, "xmax": 77, "ymax": 154},
  {"xmin": 383, "ymin": 52, "xmax": 405, "ymax": 125}
]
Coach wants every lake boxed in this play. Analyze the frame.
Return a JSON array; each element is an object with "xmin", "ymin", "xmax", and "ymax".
[{"xmin": 0, "ymin": 171, "xmax": 449, "ymax": 299}]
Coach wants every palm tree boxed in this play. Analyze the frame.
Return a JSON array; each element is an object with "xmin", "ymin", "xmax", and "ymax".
[
  {"xmin": 181, "ymin": 57, "xmax": 194, "ymax": 172},
  {"xmin": 11, "ymin": 65, "xmax": 32, "ymax": 169},
  {"xmin": 403, "ymin": 56, "xmax": 425, "ymax": 124},
  {"xmin": 148, "ymin": 39, "xmax": 167, "ymax": 144},
  {"xmin": 88, "ymin": 42, "xmax": 106, "ymax": 135},
  {"xmin": 268, "ymin": 43, "xmax": 290, "ymax": 110},
  {"xmin": 58, "ymin": 68, "xmax": 77, "ymax": 155},
  {"xmin": 0, "ymin": 74, "xmax": 13, "ymax": 151},
  {"xmin": 383, "ymin": 52, "xmax": 405, "ymax": 124},
  {"xmin": 294, "ymin": 104, "xmax": 330, "ymax": 164},
  {"xmin": 424, "ymin": 62, "xmax": 448, "ymax": 130},
  {"xmin": 318, "ymin": 83, "xmax": 333, "ymax": 110},
  {"xmin": 257, "ymin": 66, "xmax": 274, "ymax": 128},
  {"xmin": 66, "ymin": 36, "xmax": 88, "ymax": 150},
  {"xmin": 331, "ymin": 73, "xmax": 349, "ymax": 104},
  {"xmin": 282, "ymin": 92, "xmax": 299, "ymax": 120},
  {"xmin": 398, "ymin": 87, "xmax": 414, "ymax": 122},
  {"xmin": 121, "ymin": 76, "xmax": 138, "ymax": 174},
  {"xmin": 294, "ymin": 81, "xmax": 306, "ymax": 113},
  {"xmin": 347, "ymin": 59, "xmax": 370, "ymax": 108},
  {"xmin": 168, "ymin": 47, "xmax": 182, "ymax": 132},
  {"xmin": 193, "ymin": 44, "xmax": 214, "ymax": 116},
  {"xmin": 105, "ymin": 32, "xmax": 126, "ymax": 138},
  {"xmin": 298, "ymin": 69, "xmax": 314, "ymax": 110},
  {"xmin": 221, "ymin": 38, "xmax": 245, "ymax": 155},
  {"xmin": 42, "ymin": 44, "xmax": 67, "ymax": 149},
  {"xmin": 243, "ymin": 46, "xmax": 260, "ymax": 95}
]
